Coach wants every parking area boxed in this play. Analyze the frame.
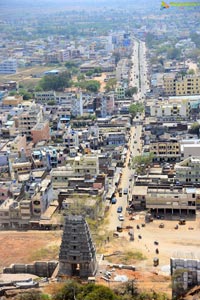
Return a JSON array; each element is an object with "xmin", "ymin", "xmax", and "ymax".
[{"xmin": 105, "ymin": 211, "xmax": 200, "ymax": 272}]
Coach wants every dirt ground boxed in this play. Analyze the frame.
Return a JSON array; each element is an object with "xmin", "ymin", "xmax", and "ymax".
[
  {"xmin": 1, "ymin": 213, "xmax": 200, "ymax": 297},
  {"xmin": 95, "ymin": 211, "xmax": 200, "ymax": 297},
  {"xmin": 0, "ymin": 230, "xmax": 62, "ymax": 271}
]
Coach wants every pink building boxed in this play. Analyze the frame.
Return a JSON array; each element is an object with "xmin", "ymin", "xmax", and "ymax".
[{"xmin": 31, "ymin": 121, "xmax": 50, "ymax": 144}]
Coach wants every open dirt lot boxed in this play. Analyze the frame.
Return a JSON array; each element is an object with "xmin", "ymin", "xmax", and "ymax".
[
  {"xmin": 102, "ymin": 212, "xmax": 200, "ymax": 269},
  {"xmin": 0, "ymin": 230, "xmax": 62, "ymax": 271}
]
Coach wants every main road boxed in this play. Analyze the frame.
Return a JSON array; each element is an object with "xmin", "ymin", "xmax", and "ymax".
[
  {"xmin": 129, "ymin": 38, "xmax": 149, "ymax": 101},
  {"xmin": 106, "ymin": 38, "xmax": 148, "ymax": 232},
  {"xmin": 106, "ymin": 124, "xmax": 142, "ymax": 232}
]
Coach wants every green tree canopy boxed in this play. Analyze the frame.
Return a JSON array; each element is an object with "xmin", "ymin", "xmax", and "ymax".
[
  {"xmin": 132, "ymin": 153, "xmax": 154, "ymax": 175},
  {"xmin": 188, "ymin": 122, "xmax": 200, "ymax": 135},
  {"xmin": 105, "ymin": 78, "xmax": 117, "ymax": 92},
  {"xmin": 187, "ymin": 69, "xmax": 195, "ymax": 75},
  {"xmin": 167, "ymin": 48, "xmax": 181, "ymax": 60},
  {"xmin": 75, "ymin": 80, "xmax": 100, "ymax": 93},
  {"xmin": 65, "ymin": 61, "xmax": 79, "ymax": 68},
  {"xmin": 129, "ymin": 103, "xmax": 144, "ymax": 118},
  {"xmin": 125, "ymin": 87, "xmax": 138, "ymax": 97},
  {"xmin": 39, "ymin": 71, "xmax": 72, "ymax": 91},
  {"xmin": 18, "ymin": 88, "xmax": 33, "ymax": 100}
]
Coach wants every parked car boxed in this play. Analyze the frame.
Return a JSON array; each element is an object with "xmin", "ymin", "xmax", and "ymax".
[
  {"xmin": 174, "ymin": 225, "xmax": 179, "ymax": 230},
  {"xmin": 117, "ymin": 206, "xmax": 123, "ymax": 213},
  {"xmin": 154, "ymin": 240, "xmax": 159, "ymax": 245}
]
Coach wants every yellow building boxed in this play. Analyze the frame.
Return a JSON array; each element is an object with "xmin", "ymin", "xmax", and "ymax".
[
  {"xmin": 149, "ymin": 138, "xmax": 181, "ymax": 162},
  {"xmin": 163, "ymin": 73, "xmax": 177, "ymax": 96},
  {"xmin": 176, "ymin": 75, "xmax": 200, "ymax": 96},
  {"xmin": 163, "ymin": 74, "xmax": 200, "ymax": 96}
]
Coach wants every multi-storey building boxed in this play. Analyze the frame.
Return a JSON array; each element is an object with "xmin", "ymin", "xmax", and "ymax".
[
  {"xmin": 150, "ymin": 100, "xmax": 188, "ymax": 119},
  {"xmin": 163, "ymin": 74, "xmax": 200, "ymax": 96},
  {"xmin": 176, "ymin": 75, "xmax": 200, "ymax": 96},
  {"xmin": 34, "ymin": 91, "xmax": 56, "ymax": 103},
  {"xmin": 175, "ymin": 156, "xmax": 200, "ymax": 184},
  {"xmin": 150, "ymin": 138, "xmax": 181, "ymax": 162},
  {"xmin": 146, "ymin": 185, "xmax": 196, "ymax": 217},
  {"xmin": 17, "ymin": 103, "xmax": 43, "ymax": 140},
  {"xmin": 70, "ymin": 154, "xmax": 99, "ymax": 178},
  {"xmin": 163, "ymin": 73, "xmax": 178, "ymax": 96}
]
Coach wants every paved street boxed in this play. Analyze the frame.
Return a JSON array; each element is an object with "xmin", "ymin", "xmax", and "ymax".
[
  {"xmin": 106, "ymin": 37, "xmax": 148, "ymax": 232},
  {"xmin": 130, "ymin": 38, "xmax": 149, "ymax": 101},
  {"xmin": 106, "ymin": 124, "xmax": 142, "ymax": 232}
]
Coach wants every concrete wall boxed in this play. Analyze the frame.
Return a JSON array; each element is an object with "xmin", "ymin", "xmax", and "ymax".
[{"xmin": 3, "ymin": 261, "xmax": 58, "ymax": 278}]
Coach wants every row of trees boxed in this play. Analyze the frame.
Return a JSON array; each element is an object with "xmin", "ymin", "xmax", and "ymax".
[{"xmin": 16, "ymin": 281, "xmax": 169, "ymax": 300}]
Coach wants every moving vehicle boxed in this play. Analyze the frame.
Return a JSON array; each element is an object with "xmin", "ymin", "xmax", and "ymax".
[
  {"xmin": 117, "ymin": 206, "xmax": 123, "ymax": 213},
  {"xmin": 153, "ymin": 257, "xmax": 159, "ymax": 266},
  {"xmin": 118, "ymin": 188, "xmax": 122, "ymax": 197},
  {"xmin": 118, "ymin": 214, "xmax": 124, "ymax": 221},
  {"xmin": 123, "ymin": 188, "xmax": 128, "ymax": 195},
  {"xmin": 111, "ymin": 197, "xmax": 117, "ymax": 204},
  {"xmin": 117, "ymin": 226, "xmax": 123, "ymax": 232}
]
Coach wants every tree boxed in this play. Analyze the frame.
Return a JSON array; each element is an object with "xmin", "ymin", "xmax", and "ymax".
[
  {"xmin": 167, "ymin": 48, "xmax": 181, "ymax": 60},
  {"xmin": 105, "ymin": 78, "xmax": 117, "ymax": 92},
  {"xmin": 75, "ymin": 80, "xmax": 100, "ymax": 93},
  {"xmin": 125, "ymin": 87, "xmax": 138, "ymax": 97},
  {"xmin": 9, "ymin": 91, "xmax": 17, "ymax": 96},
  {"xmin": 39, "ymin": 71, "xmax": 72, "ymax": 91},
  {"xmin": 18, "ymin": 88, "xmax": 33, "ymax": 100},
  {"xmin": 85, "ymin": 80, "xmax": 100, "ymax": 92},
  {"xmin": 65, "ymin": 61, "xmax": 79, "ymax": 68},
  {"xmin": 77, "ymin": 74, "xmax": 85, "ymax": 81},
  {"xmin": 129, "ymin": 103, "xmax": 144, "ymax": 119},
  {"xmin": 86, "ymin": 70, "xmax": 95, "ymax": 77},
  {"xmin": 188, "ymin": 122, "xmax": 200, "ymax": 136},
  {"xmin": 187, "ymin": 69, "xmax": 195, "ymax": 75},
  {"xmin": 132, "ymin": 153, "xmax": 154, "ymax": 175}
]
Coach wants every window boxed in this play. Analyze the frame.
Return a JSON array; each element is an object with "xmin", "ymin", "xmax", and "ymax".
[{"xmin": 73, "ymin": 256, "xmax": 76, "ymax": 260}]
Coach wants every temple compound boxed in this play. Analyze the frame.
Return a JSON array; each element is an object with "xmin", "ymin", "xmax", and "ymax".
[{"xmin": 59, "ymin": 215, "xmax": 97, "ymax": 278}]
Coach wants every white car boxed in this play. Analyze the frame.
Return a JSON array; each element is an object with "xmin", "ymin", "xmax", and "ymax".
[{"xmin": 118, "ymin": 214, "xmax": 124, "ymax": 221}]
